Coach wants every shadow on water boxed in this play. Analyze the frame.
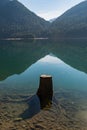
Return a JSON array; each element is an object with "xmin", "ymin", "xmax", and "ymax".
[
  {"xmin": 20, "ymin": 95, "xmax": 54, "ymax": 119},
  {"xmin": 20, "ymin": 95, "xmax": 40, "ymax": 119}
]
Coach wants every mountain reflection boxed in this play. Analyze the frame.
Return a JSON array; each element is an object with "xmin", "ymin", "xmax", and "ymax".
[
  {"xmin": 0, "ymin": 54, "xmax": 87, "ymax": 95},
  {"xmin": 0, "ymin": 38, "xmax": 87, "ymax": 81}
]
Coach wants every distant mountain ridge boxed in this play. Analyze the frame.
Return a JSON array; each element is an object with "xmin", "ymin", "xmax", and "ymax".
[
  {"xmin": 0, "ymin": 0, "xmax": 87, "ymax": 39},
  {"xmin": 49, "ymin": 18, "xmax": 57, "ymax": 23},
  {"xmin": 48, "ymin": 1, "xmax": 87, "ymax": 38},
  {"xmin": 0, "ymin": 0, "xmax": 49, "ymax": 39}
]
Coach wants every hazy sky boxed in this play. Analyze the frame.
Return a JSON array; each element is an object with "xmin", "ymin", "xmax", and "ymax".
[{"xmin": 18, "ymin": 0, "xmax": 85, "ymax": 20}]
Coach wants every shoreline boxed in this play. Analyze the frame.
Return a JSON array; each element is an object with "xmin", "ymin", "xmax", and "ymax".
[
  {"xmin": 1, "ymin": 37, "xmax": 87, "ymax": 41},
  {"xmin": 0, "ymin": 37, "xmax": 48, "ymax": 41}
]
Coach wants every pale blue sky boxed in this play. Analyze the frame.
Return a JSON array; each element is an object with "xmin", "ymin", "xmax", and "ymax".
[{"xmin": 18, "ymin": 0, "xmax": 85, "ymax": 20}]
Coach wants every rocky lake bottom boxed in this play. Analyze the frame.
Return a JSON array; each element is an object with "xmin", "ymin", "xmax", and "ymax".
[{"xmin": 0, "ymin": 88, "xmax": 87, "ymax": 130}]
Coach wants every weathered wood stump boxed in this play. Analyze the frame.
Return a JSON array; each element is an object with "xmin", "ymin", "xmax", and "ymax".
[{"xmin": 37, "ymin": 75, "xmax": 53, "ymax": 108}]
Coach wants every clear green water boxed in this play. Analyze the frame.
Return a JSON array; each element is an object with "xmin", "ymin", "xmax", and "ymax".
[
  {"xmin": 0, "ymin": 38, "xmax": 87, "ymax": 95},
  {"xmin": 0, "ymin": 38, "xmax": 87, "ymax": 128}
]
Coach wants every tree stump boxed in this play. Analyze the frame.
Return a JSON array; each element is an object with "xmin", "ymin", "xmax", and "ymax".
[{"xmin": 37, "ymin": 75, "xmax": 53, "ymax": 108}]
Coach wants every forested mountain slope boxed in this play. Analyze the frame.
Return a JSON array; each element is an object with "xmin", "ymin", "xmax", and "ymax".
[
  {"xmin": 0, "ymin": 0, "xmax": 49, "ymax": 39},
  {"xmin": 48, "ymin": 1, "xmax": 87, "ymax": 38}
]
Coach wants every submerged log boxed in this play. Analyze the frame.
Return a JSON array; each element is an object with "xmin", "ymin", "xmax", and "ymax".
[{"xmin": 37, "ymin": 75, "xmax": 53, "ymax": 108}]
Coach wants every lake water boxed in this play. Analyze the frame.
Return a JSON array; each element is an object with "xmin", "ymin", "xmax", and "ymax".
[
  {"xmin": 0, "ymin": 39, "xmax": 87, "ymax": 129},
  {"xmin": 0, "ymin": 38, "xmax": 87, "ymax": 95}
]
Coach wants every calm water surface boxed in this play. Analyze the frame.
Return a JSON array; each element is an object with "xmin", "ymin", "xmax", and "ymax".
[
  {"xmin": 0, "ymin": 39, "xmax": 87, "ymax": 128},
  {"xmin": 0, "ymin": 39, "xmax": 87, "ymax": 95}
]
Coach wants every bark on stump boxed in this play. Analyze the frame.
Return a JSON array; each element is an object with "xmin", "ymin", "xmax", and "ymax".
[{"xmin": 37, "ymin": 75, "xmax": 53, "ymax": 108}]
